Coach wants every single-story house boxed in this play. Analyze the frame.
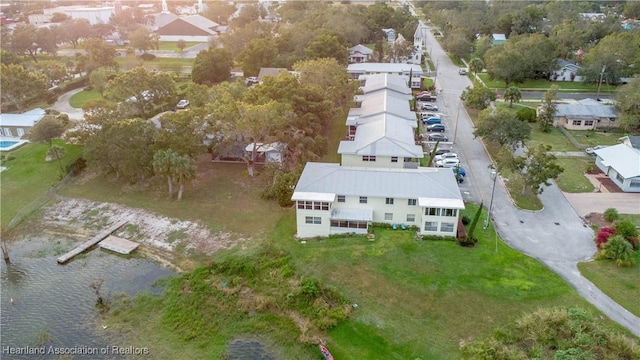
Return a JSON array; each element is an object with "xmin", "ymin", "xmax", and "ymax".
[
  {"xmin": 347, "ymin": 63, "xmax": 423, "ymax": 89},
  {"xmin": 550, "ymin": 59, "xmax": 585, "ymax": 82},
  {"xmin": 348, "ymin": 44, "xmax": 374, "ymax": 64},
  {"xmin": 546, "ymin": 98, "xmax": 618, "ymax": 130},
  {"xmin": 245, "ymin": 142, "xmax": 286, "ymax": 164},
  {"xmin": 593, "ymin": 144, "xmax": 640, "ymax": 192},
  {"xmin": 291, "ymin": 162, "xmax": 464, "ymax": 238},
  {"xmin": 492, "ymin": 34, "xmax": 506, "ymax": 45},
  {"xmin": 382, "ymin": 28, "xmax": 396, "ymax": 43},
  {"xmin": 0, "ymin": 108, "xmax": 46, "ymax": 138}
]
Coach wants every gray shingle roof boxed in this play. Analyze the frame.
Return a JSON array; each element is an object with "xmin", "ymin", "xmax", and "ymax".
[{"xmin": 556, "ymin": 99, "xmax": 618, "ymax": 119}]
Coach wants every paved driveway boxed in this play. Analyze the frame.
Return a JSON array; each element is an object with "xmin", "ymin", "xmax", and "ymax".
[
  {"xmin": 564, "ymin": 192, "xmax": 640, "ymax": 216},
  {"xmin": 48, "ymin": 88, "xmax": 84, "ymax": 121},
  {"xmin": 421, "ymin": 22, "xmax": 640, "ymax": 337}
]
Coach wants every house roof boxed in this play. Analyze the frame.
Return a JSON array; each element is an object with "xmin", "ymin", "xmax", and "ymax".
[
  {"xmin": 245, "ymin": 142, "xmax": 284, "ymax": 153},
  {"xmin": 346, "ymin": 112, "xmax": 416, "ymax": 128},
  {"xmin": 0, "ymin": 108, "xmax": 46, "ymax": 127},
  {"xmin": 157, "ymin": 18, "xmax": 217, "ymax": 36},
  {"xmin": 594, "ymin": 144, "xmax": 640, "ymax": 178},
  {"xmin": 292, "ymin": 162, "xmax": 463, "ymax": 204},
  {"xmin": 347, "ymin": 63, "xmax": 423, "ymax": 75},
  {"xmin": 625, "ymin": 136, "xmax": 640, "ymax": 150},
  {"xmin": 349, "ymin": 44, "xmax": 373, "ymax": 55},
  {"xmin": 492, "ymin": 34, "xmax": 506, "ymax": 41},
  {"xmin": 338, "ymin": 116, "xmax": 423, "ymax": 158},
  {"xmin": 347, "ymin": 91, "xmax": 415, "ymax": 123},
  {"xmin": 151, "ymin": 12, "xmax": 179, "ymax": 29},
  {"xmin": 556, "ymin": 59, "xmax": 581, "ymax": 72},
  {"xmin": 555, "ymin": 99, "xmax": 618, "ymax": 119},
  {"xmin": 360, "ymin": 74, "xmax": 412, "ymax": 96},
  {"xmin": 182, "ymin": 14, "xmax": 219, "ymax": 30}
]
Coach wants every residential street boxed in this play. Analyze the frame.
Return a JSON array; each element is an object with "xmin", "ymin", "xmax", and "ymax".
[
  {"xmin": 422, "ymin": 24, "xmax": 640, "ymax": 337},
  {"xmin": 48, "ymin": 88, "xmax": 84, "ymax": 121}
]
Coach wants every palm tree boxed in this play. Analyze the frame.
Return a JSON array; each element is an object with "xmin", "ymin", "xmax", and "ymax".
[
  {"xmin": 468, "ymin": 58, "xmax": 484, "ymax": 78},
  {"xmin": 153, "ymin": 149, "xmax": 179, "ymax": 197},
  {"xmin": 172, "ymin": 155, "xmax": 196, "ymax": 200},
  {"xmin": 47, "ymin": 145, "xmax": 66, "ymax": 179},
  {"xmin": 503, "ymin": 86, "xmax": 522, "ymax": 107}
]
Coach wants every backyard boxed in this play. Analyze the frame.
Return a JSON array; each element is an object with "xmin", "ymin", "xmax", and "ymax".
[{"xmin": 477, "ymin": 73, "xmax": 618, "ymax": 92}]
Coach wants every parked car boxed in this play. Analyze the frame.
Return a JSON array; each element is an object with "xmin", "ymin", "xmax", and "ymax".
[
  {"xmin": 452, "ymin": 167, "xmax": 467, "ymax": 177},
  {"xmin": 421, "ymin": 104, "xmax": 439, "ymax": 111},
  {"xmin": 428, "ymin": 133, "xmax": 449, "ymax": 142},
  {"xmin": 434, "ymin": 152, "xmax": 458, "ymax": 162},
  {"xmin": 416, "ymin": 94, "xmax": 437, "ymax": 102},
  {"xmin": 176, "ymin": 99, "xmax": 190, "ymax": 109},
  {"xmin": 426, "ymin": 124, "xmax": 445, "ymax": 132},
  {"xmin": 423, "ymin": 117, "xmax": 442, "ymax": 125},
  {"xmin": 435, "ymin": 158, "xmax": 460, "ymax": 168},
  {"xmin": 585, "ymin": 145, "xmax": 606, "ymax": 155},
  {"xmin": 458, "ymin": 68, "xmax": 467, "ymax": 75},
  {"xmin": 433, "ymin": 148, "xmax": 451, "ymax": 156}
]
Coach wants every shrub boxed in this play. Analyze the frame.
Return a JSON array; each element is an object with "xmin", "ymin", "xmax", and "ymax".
[
  {"xmin": 516, "ymin": 107, "xmax": 537, "ymax": 123},
  {"xmin": 614, "ymin": 220, "xmax": 638, "ymax": 240},
  {"xmin": 461, "ymin": 201, "xmax": 482, "ymax": 247},
  {"xmin": 595, "ymin": 227, "xmax": 616, "ymax": 249},
  {"xmin": 603, "ymin": 208, "xmax": 619, "ymax": 222},
  {"xmin": 461, "ymin": 215, "xmax": 471, "ymax": 225},
  {"xmin": 138, "ymin": 53, "xmax": 156, "ymax": 61},
  {"xmin": 602, "ymin": 235, "xmax": 635, "ymax": 267}
]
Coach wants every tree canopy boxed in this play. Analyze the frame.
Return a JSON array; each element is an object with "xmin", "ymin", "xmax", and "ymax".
[
  {"xmin": 104, "ymin": 67, "xmax": 176, "ymax": 117},
  {"xmin": 0, "ymin": 64, "xmax": 48, "ymax": 110},
  {"xmin": 192, "ymin": 48, "xmax": 233, "ymax": 85},
  {"xmin": 474, "ymin": 108, "xmax": 531, "ymax": 150}
]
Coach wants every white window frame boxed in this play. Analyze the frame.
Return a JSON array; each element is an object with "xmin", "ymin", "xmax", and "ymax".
[
  {"xmin": 305, "ymin": 216, "xmax": 321, "ymax": 225},
  {"xmin": 337, "ymin": 195, "xmax": 346, "ymax": 203},
  {"xmin": 359, "ymin": 196, "xmax": 368, "ymax": 204},
  {"xmin": 385, "ymin": 198, "xmax": 394, "ymax": 205},
  {"xmin": 408, "ymin": 199, "xmax": 417, "ymax": 206},
  {"xmin": 440, "ymin": 222, "xmax": 454, "ymax": 232},
  {"xmin": 384, "ymin": 213, "xmax": 393, "ymax": 221},
  {"xmin": 406, "ymin": 214, "xmax": 415, "ymax": 222},
  {"xmin": 424, "ymin": 222, "xmax": 438, "ymax": 231}
]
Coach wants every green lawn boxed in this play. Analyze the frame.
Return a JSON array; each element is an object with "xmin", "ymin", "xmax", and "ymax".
[
  {"xmin": 157, "ymin": 41, "xmax": 201, "ymax": 51},
  {"xmin": 567, "ymin": 129, "xmax": 627, "ymax": 147},
  {"xmin": 555, "ymin": 157, "xmax": 595, "ymax": 193},
  {"xmin": 277, "ymin": 204, "xmax": 597, "ymax": 358},
  {"xmin": 578, "ymin": 250, "xmax": 640, "ymax": 317},
  {"xmin": 69, "ymin": 90, "xmax": 102, "ymax": 108},
  {"xmin": 0, "ymin": 141, "xmax": 84, "ymax": 231},
  {"xmin": 116, "ymin": 56, "xmax": 194, "ymax": 73},
  {"xmin": 477, "ymin": 73, "xmax": 618, "ymax": 92},
  {"xmin": 529, "ymin": 126, "xmax": 577, "ymax": 152}
]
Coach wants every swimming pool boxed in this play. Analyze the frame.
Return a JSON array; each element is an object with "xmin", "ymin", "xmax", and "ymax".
[{"xmin": 0, "ymin": 141, "xmax": 18, "ymax": 148}]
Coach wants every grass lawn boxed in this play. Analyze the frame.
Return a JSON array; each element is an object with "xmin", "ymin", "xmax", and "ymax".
[
  {"xmin": 567, "ymin": 129, "xmax": 628, "ymax": 147},
  {"xmin": 277, "ymin": 204, "xmax": 598, "ymax": 358},
  {"xmin": 60, "ymin": 157, "xmax": 289, "ymax": 238},
  {"xmin": 0, "ymin": 140, "xmax": 84, "ymax": 231},
  {"xmin": 69, "ymin": 90, "xmax": 102, "ymax": 108},
  {"xmin": 157, "ymin": 41, "xmax": 201, "ymax": 51},
  {"xmin": 578, "ymin": 249, "xmax": 640, "ymax": 317},
  {"xmin": 116, "ymin": 56, "xmax": 194, "ymax": 73},
  {"xmin": 555, "ymin": 157, "xmax": 595, "ymax": 193},
  {"xmin": 477, "ymin": 73, "xmax": 619, "ymax": 92},
  {"xmin": 529, "ymin": 126, "xmax": 576, "ymax": 152}
]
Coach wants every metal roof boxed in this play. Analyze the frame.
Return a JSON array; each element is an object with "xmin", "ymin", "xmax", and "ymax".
[
  {"xmin": 556, "ymin": 99, "xmax": 618, "ymax": 119},
  {"xmin": 0, "ymin": 108, "xmax": 46, "ymax": 127},
  {"xmin": 594, "ymin": 144, "xmax": 640, "ymax": 178},
  {"xmin": 331, "ymin": 208, "xmax": 373, "ymax": 221},
  {"xmin": 346, "ymin": 112, "xmax": 416, "ymax": 128},
  {"xmin": 360, "ymin": 74, "xmax": 411, "ymax": 96},
  {"xmin": 347, "ymin": 63, "xmax": 423, "ymax": 75},
  {"xmin": 338, "ymin": 117, "xmax": 423, "ymax": 157},
  {"xmin": 293, "ymin": 163, "xmax": 463, "ymax": 203},
  {"xmin": 349, "ymin": 44, "xmax": 373, "ymax": 55},
  {"xmin": 348, "ymin": 91, "xmax": 415, "ymax": 121}
]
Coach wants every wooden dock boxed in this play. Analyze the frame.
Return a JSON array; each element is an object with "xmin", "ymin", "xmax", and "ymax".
[
  {"xmin": 57, "ymin": 220, "xmax": 128, "ymax": 264},
  {"xmin": 100, "ymin": 235, "xmax": 139, "ymax": 255}
]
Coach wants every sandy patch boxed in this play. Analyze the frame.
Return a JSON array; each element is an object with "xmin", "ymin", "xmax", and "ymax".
[{"xmin": 41, "ymin": 197, "xmax": 247, "ymax": 258}]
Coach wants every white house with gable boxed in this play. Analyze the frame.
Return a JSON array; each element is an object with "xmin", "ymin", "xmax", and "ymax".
[
  {"xmin": 593, "ymin": 144, "xmax": 640, "ymax": 192},
  {"xmin": 347, "ymin": 63, "xmax": 423, "ymax": 89},
  {"xmin": 292, "ymin": 163, "xmax": 464, "ymax": 238}
]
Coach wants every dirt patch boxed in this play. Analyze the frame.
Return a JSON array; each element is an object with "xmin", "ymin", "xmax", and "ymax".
[
  {"xmin": 583, "ymin": 212, "xmax": 613, "ymax": 229},
  {"xmin": 40, "ymin": 197, "xmax": 248, "ymax": 265}
]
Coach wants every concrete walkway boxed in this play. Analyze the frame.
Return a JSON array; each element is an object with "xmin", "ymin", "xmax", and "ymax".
[{"xmin": 420, "ymin": 19, "xmax": 640, "ymax": 337}]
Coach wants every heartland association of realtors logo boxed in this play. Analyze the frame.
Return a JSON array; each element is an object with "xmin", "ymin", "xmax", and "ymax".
[{"xmin": 2, "ymin": 345, "xmax": 150, "ymax": 356}]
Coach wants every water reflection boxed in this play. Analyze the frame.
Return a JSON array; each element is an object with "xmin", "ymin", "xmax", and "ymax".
[{"xmin": 1, "ymin": 236, "xmax": 173, "ymax": 359}]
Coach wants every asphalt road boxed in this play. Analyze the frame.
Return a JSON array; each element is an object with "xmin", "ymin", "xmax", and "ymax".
[{"xmin": 422, "ymin": 24, "xmax": 640, "ymax": 337}]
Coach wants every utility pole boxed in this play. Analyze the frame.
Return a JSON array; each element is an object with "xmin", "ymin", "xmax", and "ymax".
[
  {"xmin": 484, "ymin": 167, "xmax": 497, "ymax": 230},
  {"xmin": 596, "ymin": 65, "xmax": 606, "ymax": 101},
  {"xmin": 453, "ymin": 101, "xmax": 461, "ymax": 144}
]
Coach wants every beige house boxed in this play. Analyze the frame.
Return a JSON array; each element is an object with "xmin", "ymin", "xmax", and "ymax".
[{"xmin": 542, "ymin": 99, "xmax": 618, "ymax": 130}]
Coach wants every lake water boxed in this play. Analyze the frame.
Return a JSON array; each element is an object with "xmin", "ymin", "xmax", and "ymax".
[{"xmin": 1, "ymin": 236, "xmax": 173, "ymax": 359}]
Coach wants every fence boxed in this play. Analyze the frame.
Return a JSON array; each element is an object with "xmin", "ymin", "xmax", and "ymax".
[
  {"xmin": 557, "ymin": 126, "xmax": 585, "ymax": 149},
  {"xmin": 5, "ymin": 171, "xmax": 74, "ymax": 231}
]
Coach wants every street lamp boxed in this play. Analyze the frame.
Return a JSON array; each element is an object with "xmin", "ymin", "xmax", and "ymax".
[{"xmin": 483, "ymin": 167, "xmax": 497, "ymax": 230}]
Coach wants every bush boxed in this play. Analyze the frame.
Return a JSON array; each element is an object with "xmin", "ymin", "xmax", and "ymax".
[
  {"xmin": 138, "ymin": 53, "xmax": 156, "ymax": 61},
  {"xmin": 461, "ymin": 215, "xmax": 471, "ymax": 225},
  {"xmin": 603, "ymin": 208, "xmax": 619, "ymax": 222},
  {"xmin": 60, "ymin": 77, "xmax": 89, "ymax": 92},
  {"xmin": 614, "ymin": 220, "xmax": 638, "ymax": 240},
  {"xmin": 602, "ymin": 235, "xmax": 635, "ymax": 267},
  {"xmin": 516, "ymin": 107, "xmax": 537, "ymax": 123},
  {"xmin": 595, "ymin": 227, "xmax": 616, "ymax": 249}
]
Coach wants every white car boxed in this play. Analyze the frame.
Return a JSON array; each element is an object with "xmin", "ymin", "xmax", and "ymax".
[
  {"xmin": 435, "ymin": 158, "xmax": 460, "ymax": 168},
  {"xmin": 176, "ymin": 99, "xmax": 190, "ymax": 109},
  {"xmin": 433, "ymin": 153, "xmax": 458, "ymax": 162}
]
